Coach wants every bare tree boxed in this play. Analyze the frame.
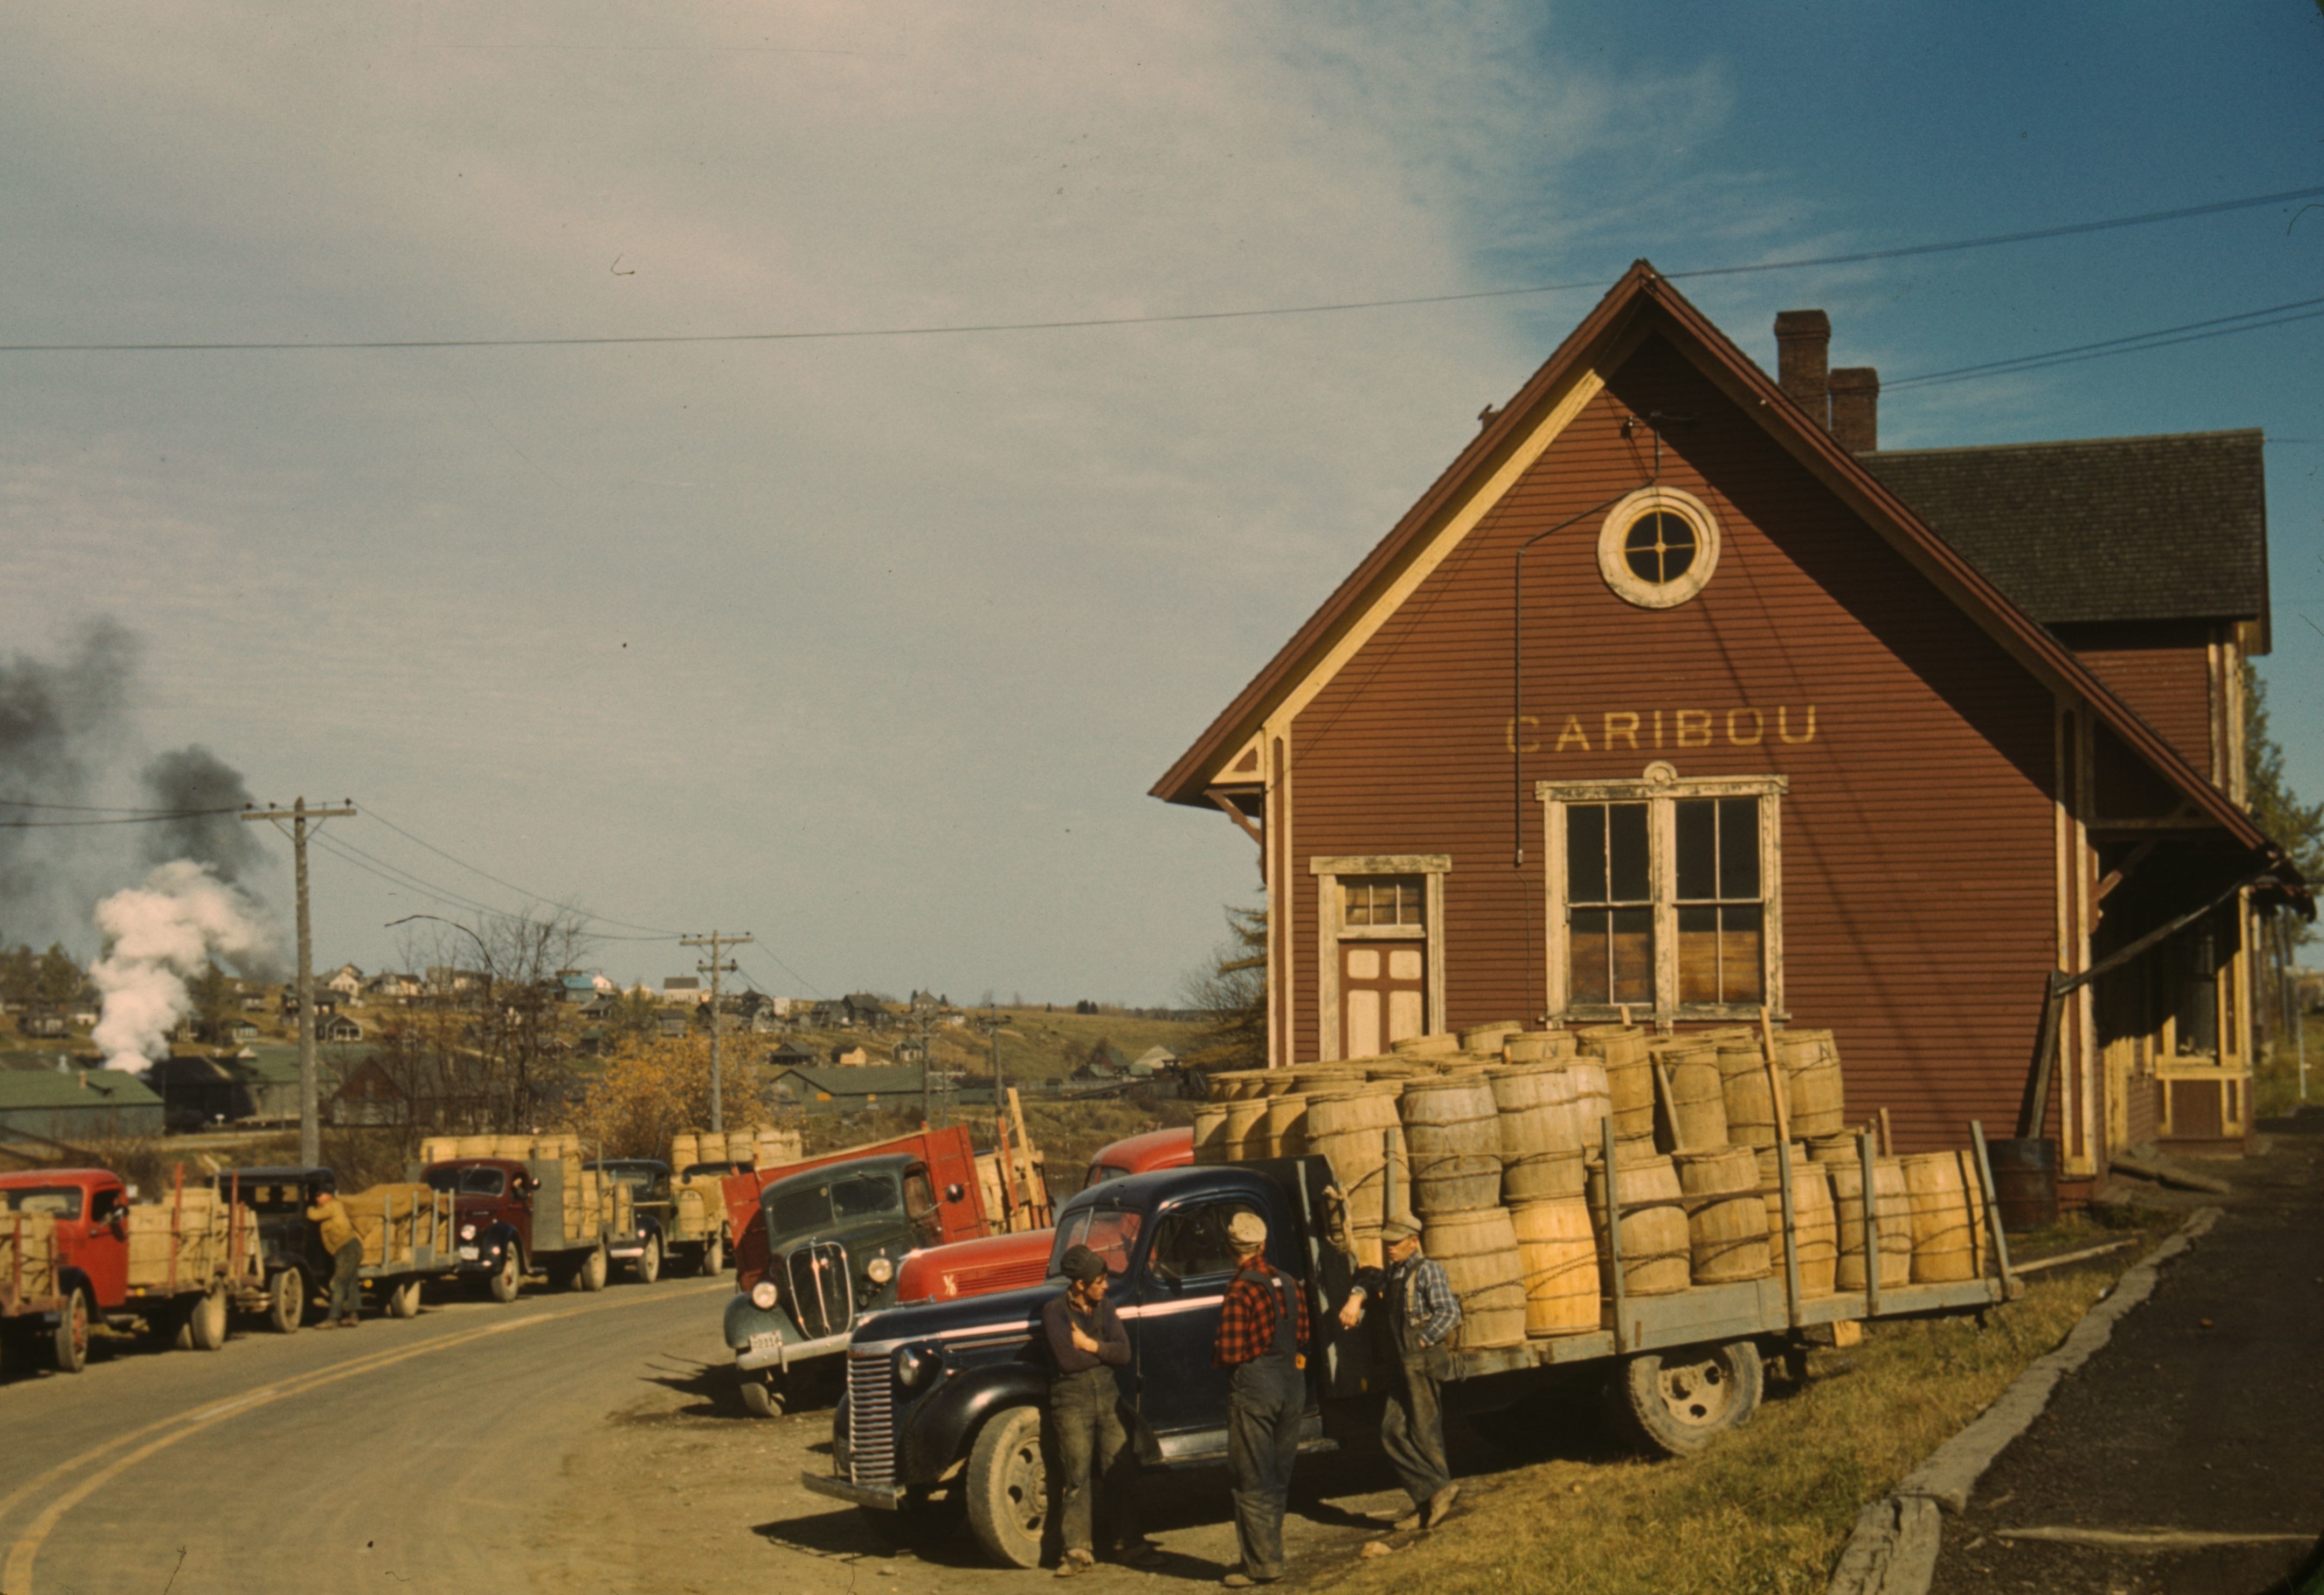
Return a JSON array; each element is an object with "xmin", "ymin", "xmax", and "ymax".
[
  {"xmin": 374, "ymin": 909, "xmax": 594, "ymax": 1132},
  {"xmin": 1178, "ymin": 903, "xmax": 1267, "ymax": 1076}
]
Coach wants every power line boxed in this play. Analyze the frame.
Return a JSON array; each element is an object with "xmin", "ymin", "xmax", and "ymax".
[
  {"xmin": 0, "ymin": 798, "xmax": 246, "ymax": 814},
  {"xmin": 1887, "ymin": 294, "xmax": 2324, "ymax": 390},
  {"xmin": 0, "ymin": 807, "xmax": 245, "ymax": 827},
  {"xmin": 358, "ymin": 803, "xmax": 686, "ymax": 936},
  {"xmin": 312, "ymin": 831, "xmax": 681, "ymax": 943},
  {"xmin": 737, "ymin": 943, "xmax": 828, "ymax": 1003},
  {"xmin": 1, "ymin": 183, "xmax": 2316, "ymax": 355}
]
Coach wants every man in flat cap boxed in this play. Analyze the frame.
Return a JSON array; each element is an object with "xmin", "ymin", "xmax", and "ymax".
[
  {"xmin": 1211, "ymin": 1209, "xmax": 1310, "ymax": 1587},
  {"xmin": 1042, "ymin": 1243, "xmax": 1158, "ymax": 1576},
  {"xmin": 1337, "ymin": 1213, "xmax": 1462, "ymax": 1530}
]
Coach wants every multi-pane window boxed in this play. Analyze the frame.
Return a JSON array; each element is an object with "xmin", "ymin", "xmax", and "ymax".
[
  {"xmin": 1675, "ymin": 798, "xmax": 1765, "ymax": 1005},
  {"xmin": 1541, "ymin": 774, "xmax": 1784, "ymax": 1020},
  {"xmin": 1343, "ymin": 875, "xmax": 1424, "ymax": 929},
  {"xmin": 1567, "ymin": 803, "xmax": 1654, "ymax": 1007}
]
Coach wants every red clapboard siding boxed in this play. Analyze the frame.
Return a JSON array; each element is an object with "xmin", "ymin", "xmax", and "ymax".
[
  {"xmin": 1288, "ymin": 334, "xmax": 2058, "ymax": 1154},
  {"xmin": 2053, "ymin": 621, "xmax": 2219, "ymax": 782}
]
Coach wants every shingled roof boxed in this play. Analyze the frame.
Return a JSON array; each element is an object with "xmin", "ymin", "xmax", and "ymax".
[{"xmin": 1860, "ymin": 430, "xmax": 2268, "ymax": 636}]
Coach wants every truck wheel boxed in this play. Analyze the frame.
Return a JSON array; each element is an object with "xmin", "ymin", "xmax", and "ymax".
[
  {"xmin": 699, "ymin": 1234, "xmax": 726, "ymax": 1277},
  {"xmin": 965, "ymin": 1405, "xmax": 1049, "ymax": 1569},
  {"xmin": 187, "ymin": 1288, "xmax": 229, "ymax": 1351},
  {"xmin": 52, "ymin": 1291, "xmax": 89, "ymax": 1374},
  {"xmin": 489, "ymin": 1245, "xmax": 524, "ymax": 1304},
  {"xmin": 740, "ymin": 1370, "xmax": 784, "ymax": 1418},
  {"xmin": 386, "ymin": 1279, "xmax": 424, "ymax": 1319},
  {"xmin": 633, "ymin": 1235, "xmax": 661, "ymax": 1285},
  {"xmin": 1606, "ymin": 1340, "xmax": 1765, "ymax": 1458},
  {"xmin": 268, "ymin": 1267, "xmax": 306, "ymax": 1335},
  {"xmin": 576, "ymin": 1245, "xmax": 608, "ymax": 1293}
]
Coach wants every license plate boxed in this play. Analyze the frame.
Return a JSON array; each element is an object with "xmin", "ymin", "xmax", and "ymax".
[
  {"xmin": 459, "ymin": 1246, "xmax": 480, "ymax": 1261},
  {"xmin": 749, "ymin": 1331, "xmax": 780, "ymax": 1356}
]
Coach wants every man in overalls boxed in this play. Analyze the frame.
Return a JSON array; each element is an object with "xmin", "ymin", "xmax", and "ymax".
[
  {"xmin": 1337, "ymin": 1214, "xmax": 1462, "ymax": 1530},
  {"xmin": 1211, "ymin": 1210, "xmax": 1310, "ymax": 1588}
]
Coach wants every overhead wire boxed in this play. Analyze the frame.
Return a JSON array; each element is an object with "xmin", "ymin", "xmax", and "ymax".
[
  {"xmin": 356, "ymin": 803, "xmax": 686, "ymax": 937},
  {"xmin": 1886, "ymin": 293, "xmax": 2324, "ymax": 390},
  {"xmin": 0, "ymin": 183, "xmax": 2317, "ymax": 354},
  {"xmin": 0, "ymin": 807, "xmax": 246, "ymax": 828}
]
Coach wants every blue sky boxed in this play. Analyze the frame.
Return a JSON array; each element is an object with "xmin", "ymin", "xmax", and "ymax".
[{"xmin": 2, "ymin": 3, "xmax": 2318, "ymax": 1000}]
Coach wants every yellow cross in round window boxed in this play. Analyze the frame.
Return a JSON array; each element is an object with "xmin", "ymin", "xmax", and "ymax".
[{"xmin": 1622, "ymin": 511, "xmax": 1699, "ymax": 585}]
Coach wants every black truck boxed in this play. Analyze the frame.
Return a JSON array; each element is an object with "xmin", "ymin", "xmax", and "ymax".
[
  {"xmin": 801, "ymin": 1145, "xmax": 2015, "ymax": 1568},
  {"xmin": 211, "ymin": 1166, "xmax": 337, "ymax": 1333}
]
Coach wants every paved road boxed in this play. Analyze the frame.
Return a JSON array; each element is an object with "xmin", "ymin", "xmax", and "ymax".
[
  {"xmin": 1929, "ymin": 1112, "xmax": 2324, "ymax": 1595},
  {"xmin": 0, "ymin": 1274, "xmax": 1409, "ymax": 1595}
]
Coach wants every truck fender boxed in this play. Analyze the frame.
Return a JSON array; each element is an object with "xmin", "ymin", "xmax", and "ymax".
[
  {"xmin": 483, "ymin": 1221, "xmax": 525, "ymax": 1268},
  {"xmin": 54, "ymin": 1267, "xmax": 96, "ymax": 1312},
  {"xmin": 902, "ymin": 1363, "xmax": 1052, "ymax": 1485}
]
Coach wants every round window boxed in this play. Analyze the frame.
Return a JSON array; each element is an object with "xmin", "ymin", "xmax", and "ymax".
[{"xmin": 1598, "ymin": 487, "xmax": 1720, "ymax": 609}]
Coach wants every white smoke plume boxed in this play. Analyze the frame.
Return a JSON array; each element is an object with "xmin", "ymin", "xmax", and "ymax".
[{"xmin": 90, "ymin": 860, "xmax": 281, "ymax": 1071}]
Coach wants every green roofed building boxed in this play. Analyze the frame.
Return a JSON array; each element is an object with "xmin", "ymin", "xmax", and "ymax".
[{"xmin": 0, "ymin": 1067, "xmax": 165, "ymax": 1142}]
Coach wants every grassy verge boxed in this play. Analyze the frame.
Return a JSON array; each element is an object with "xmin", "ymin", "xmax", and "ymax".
[{"xmin": 1315, "ymin": 1250, "xmax": 2157, "ymax": 1595}]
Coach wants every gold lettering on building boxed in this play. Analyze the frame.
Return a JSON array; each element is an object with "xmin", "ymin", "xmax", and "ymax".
[{"xmin": 1517, "ymin": 706, "xmax": 1817, "ymax": 753}]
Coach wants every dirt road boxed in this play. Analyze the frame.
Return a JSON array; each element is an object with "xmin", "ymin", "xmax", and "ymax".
[{"xmin": 0, "ymin": 1277, "xmax": 1408, "ymax": 1595}]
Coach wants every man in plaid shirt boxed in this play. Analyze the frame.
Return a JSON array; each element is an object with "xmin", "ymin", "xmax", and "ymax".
[
  {"xmin": 1211, "ymin": 1210, "xmax": 1309, "ymax": 1587},
  {"xmin": 1338, "ymin": 1213, "xmax": 1461, "ymax": 1531}
]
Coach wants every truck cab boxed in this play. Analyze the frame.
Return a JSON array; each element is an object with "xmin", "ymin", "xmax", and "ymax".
[
  {"xmin": 587, "ymin": 1158, "xmax": 672, "ymax": 1282},
  {"xmin": 802, "ymin": 1159, "xmax": 1361, "ymax": 1567},
  {"xmin": 423, "ymin": 1157, "xmax": 542, "ymax": 1301},
  {"xmin": 0, "ymin": 1170, "xmax": 132, "ymax": 1333},
  {"xmin": 724, "ymin": 1152, "xmax": 953, "ymax": 1417},
  {"xmin": 213, "ymin": 1166, "xmax": 335, "ymax": 1333}
]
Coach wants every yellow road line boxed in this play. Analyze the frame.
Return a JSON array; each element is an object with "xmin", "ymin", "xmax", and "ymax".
[{"xmin": 0, "ymin": 1281, "xmax": 726, "ymax": 1595}]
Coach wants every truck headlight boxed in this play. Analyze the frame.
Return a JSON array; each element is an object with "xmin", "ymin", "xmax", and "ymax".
[
  {"xmin": 459, "ymin": 1223, "xmax": 477, "ymax": 1242},
  {"xmin": 865, "ymin": 1256, "xmax": 894, "ymax": 1285},
  {"xmin": 750, "ymin": 1280, "xmax": 779, "ymax": 1312},
  {"xmin": 893, "ymin": 1344, "xmax": 940, "ymax": 1388}
]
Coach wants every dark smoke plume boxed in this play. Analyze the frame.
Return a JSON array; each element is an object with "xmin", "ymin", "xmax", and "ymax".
[
  {"xmin": 0, "ymin": 620, "xmax": 138, "ymax": 908},
  {"xmin": 141, "ymin": 746, "xmax": 264, "ymax": 884}
]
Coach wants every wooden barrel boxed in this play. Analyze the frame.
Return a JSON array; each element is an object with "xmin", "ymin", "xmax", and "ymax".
[
  {"xmin": 1903, "ymin": 1150, "xmax": 1988, "ymax": 1283},
  {"xmin": 1422, "ymin": 1207, "xmax": 1527, "ymax": 1350},
  {"xmin": 1192, "ymin": 1105, "xmax": 1232, "ymax": 1166},
  {"xmin": 1510, "ymin": 1196, "xmax": 1599, "ymax": 1336},
  {"xmin": 1221, "ymin": 1100, "xmax": 1270, "ymax": 1161},
  {"xmin": 1564, "ymin": 1060, "xmax": 1612, "ymax": 1142},
  {"xmin": 1806, "ymin": 1132, "xmax": 1860, "ymax": 1164},
  {"xmin": 1206, "ymin": 1069, "xmax": 1262, "ymax": 1101},
  {"xmin": 1346, "ymin": 1223, "xmax": 1384, "ymax": 1271},
  {"xmin": 1490, "ymin": 1066, "xmax": 1587, "ymax": 1201},
  {"xmin": 1503, "ymin": 1030, "xmax": 1575, "ymax": 1064},
  {"xmin": 1763, "ymin": 1160, "xmax": 1838, "ymax": 1295},
  {"xmin": 1662, "ymin": 1057, "xmax": 1728, "ymax": 1152},
  {"xmin": 1580, "ymin": 1027, "xmax": 1655, "ymax": 1138},
  {"xmin": 1778, "ymin": 1030, "xmax": 1846, "ymax": 1138},
  {"xmin": 1459, "ymin": 1021, "xmax": 1525, "ymax": 1055},
  {"xmin": 1675, "ymin": 1147, "xmax": 1770, "ymax": 1283},
  {"xmin": 1583, "ymin": 1153, "xmax": 1691, "ymax": 1295},
  {"xmin": 1391, "ymin": 1032, "xmax": 1460, "ymax": 1058},
  {"xmin": 1828, "ymin": 1156, "xmax": 1912, "ymax": 1289},
  {"xmin": 1714, "ymin": 1039, "xmax": 1785, "ymax": 1149},
  {"xmin": 1308, "ymin": 1088, "xmax": 1406, "ymax": 1226},
  {"xmin": 1263, "ymin": 1093, "xmax": 1310, "ymax": 1160},
  {"xmin": 1400, "ymin": 1077, "xmax": 1502, "ymax": 1214}
]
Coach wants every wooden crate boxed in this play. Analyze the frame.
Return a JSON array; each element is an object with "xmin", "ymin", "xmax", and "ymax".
[{"xmin": 0, "ymin": 1212, "xmax": 59, "ymax": 1301}]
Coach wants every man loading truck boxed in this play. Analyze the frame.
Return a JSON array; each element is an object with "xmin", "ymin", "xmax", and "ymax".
[{"xmin": 308, "ymin": 1185, "xmax": 361, "ymax": 1328}]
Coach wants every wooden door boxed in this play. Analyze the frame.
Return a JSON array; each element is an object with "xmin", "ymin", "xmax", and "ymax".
[{"xmin": 1342, "ymin": 942, "xmax": 1426, "ymax": 1058}]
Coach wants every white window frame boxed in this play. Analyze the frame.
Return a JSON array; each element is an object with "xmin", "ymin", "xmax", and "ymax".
[
  {"xmin": 1310, "ymin": 854, "xmax": 1450, "ymax": 1062},
  {"xmin": 1538, "ymin": 762, "xmax": 1786, "ymax": 1024}
]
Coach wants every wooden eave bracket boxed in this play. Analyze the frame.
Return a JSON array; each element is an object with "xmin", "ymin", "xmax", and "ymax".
[
  {"xmin": 2095, "ymin": 838, "xmax": 2162, "ymax": 906},
  {"xmin": 1204, "ymin": 786, "xmax": 1264, "ymax": 852}
]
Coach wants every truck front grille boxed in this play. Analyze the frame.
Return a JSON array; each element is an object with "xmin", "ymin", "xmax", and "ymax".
[
  {"xmin": 786, "ymin": 1240, "xmax": 851, "ymax": 1340},
  {"xmin": 847, "ymin": 1350, "xmax": 896, "ymax": 1488}
]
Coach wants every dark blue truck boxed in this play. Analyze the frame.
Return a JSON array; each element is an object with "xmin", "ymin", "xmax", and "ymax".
[{"xmin": 801, "ymin": 1143, "xmax": 2015, "ymax": 1568}]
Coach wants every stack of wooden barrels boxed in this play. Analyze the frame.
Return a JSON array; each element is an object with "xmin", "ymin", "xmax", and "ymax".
[
  {"xmin": 669, "ymin": 1125, "xmax": 804, "ymax": 1173},
  {"xmin": 1204, "ymin": 1018, "xmax": 1991, "ymax": 1342}
]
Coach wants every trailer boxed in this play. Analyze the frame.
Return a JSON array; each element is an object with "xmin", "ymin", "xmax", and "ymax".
[{"xmin": 804, "ymin": 1121, "xmax": 2019, "ymax": 1566}]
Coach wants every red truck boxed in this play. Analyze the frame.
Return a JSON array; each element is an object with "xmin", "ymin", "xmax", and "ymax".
[
  {"xmin": 0, "ymin": 1168, "xmax": 262, "ymax": 1371},
  {"xmin": 889, "ymin": 1125, "xmax": 1194, "ymax": 1306}
]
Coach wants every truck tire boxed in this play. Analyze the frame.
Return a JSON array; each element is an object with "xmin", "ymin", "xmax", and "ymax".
[
  {"xmin": 576, "ymin": 1245, "xmax": 608, "ymax": 1293},
  {"xmin": 1605, "ymin": 1340, "xmax": 1765, "ymax": 1458},
  {"xmin": 187, "ymin": 1288, "xmax": 229, "ymax": 1351},
  {"xmin": 699, "ymin": 1234, "xmax": 726, "ymax": 1277},
  {"xmin": 268, "ymin": 1267, "xmax": 305, "ymax": 1334},
  {"xmin": 52, "ymin": 1290, "xmax": 88, "ymax": 1374},
  {"xmin": 386, "ymin": 1279, "xmax": 423, "ymax": 1319},
  {"xmin": 964, "ymin": 1404, "xmax": 1049, "ymax": 1569},
  {"xmin": 633, "ymin": 1235, "xmax": 661, "ymax": 1285},
  {"xmin": 489, "ymin": 1244, "xmax": 524, "ymax": 1303},
  {"xmin": 740, "ymin": 1370, "xmax": 784, "ymax": 1418}
]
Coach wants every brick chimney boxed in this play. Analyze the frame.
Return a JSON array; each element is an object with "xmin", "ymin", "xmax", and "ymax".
[
  {"xmin": 1829, "ymin": 367, "xmax": 1879, "ymax": 453},
  {"xmin": 1774, "ymin": 310, "xmax": 1831, "ymax": 429}
]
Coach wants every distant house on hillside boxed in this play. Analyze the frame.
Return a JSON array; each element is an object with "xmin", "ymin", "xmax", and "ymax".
[
  {"xmin": 19, "ymin": 1009, "xmax": 65, "ymax": 1039},
  {"xmin": 1129, "ymin": 1046, "xmax": 1180, "ymax": 1077},
  {"xmin": 765, "ymin": 1040, "xmax": 818, "ymax": 1071},
  {"xmin": 663, "ymin": 976, "xmax": 701, "ymax": 1003},
  {"xmin": 769, "ymin": 1065, "xmax": 944, "ymax": 1114},
  {"xmin": 843, "ymin": 994, "xmax": 896, "ymax": 1030},
  {"xmin": 279, "ymin": 989, "xmax": 340, "ymax": 1020},
  {"xmin": 328, "ymin": 1057, "xmax": 405, "ymax": 1127},
  {"xmin": 322, "ymin": 1015, "xmax": 364, "ymax": 1044},
  {"xmin": 557, "ymin": 974, "xmax": 597, "ymax": 1004},
  {"xmin": 206, "ymin": 1016, "xmax": 261, "ymax": 1046},
  {"xmin": 325, "ymin": 965, "xmax": 363, "ymax": 997},
  {"xmin": 829, "ymin": 1044, "xmax": 871, "ymax": 1067},
  {"xmin": 656, "ymin": 1013, "xmax": 689, "ymax": 1039}
]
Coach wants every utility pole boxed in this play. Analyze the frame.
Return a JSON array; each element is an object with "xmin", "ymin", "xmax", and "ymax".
[
  {"xmin": 242, "ymin": 798, "xmax": 358, "ymax": 1167},
  {"xmin": 680, "ymin": 931, "xmax": 752, "ymax": 1133}
]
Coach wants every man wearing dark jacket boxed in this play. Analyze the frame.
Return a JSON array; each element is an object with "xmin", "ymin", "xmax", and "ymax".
[{"xmin": 1042, "ymin": 1245, "xmax": 1159, "ymax": 1576}]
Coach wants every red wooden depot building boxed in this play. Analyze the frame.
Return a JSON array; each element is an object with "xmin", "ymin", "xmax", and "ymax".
[{"xmin": 1154, "ymin": 264, "xmax": 2309, "ymax": 1198}]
